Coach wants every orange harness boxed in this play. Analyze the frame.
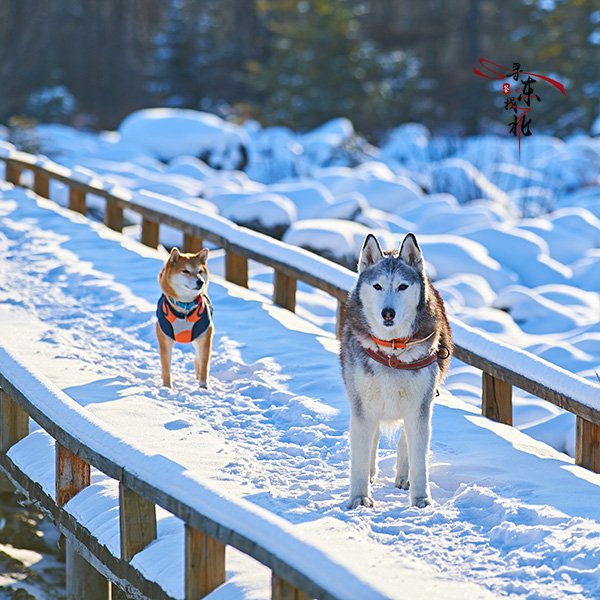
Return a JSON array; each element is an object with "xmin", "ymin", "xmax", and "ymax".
[{"xmin": 156, "ymin": 294, "xmax": 212, "ymax": 344}]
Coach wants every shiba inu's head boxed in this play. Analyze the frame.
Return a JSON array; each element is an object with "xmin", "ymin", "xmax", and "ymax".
[
  {"xmin": 357, "ymin": 233, "xmax": 428, "ymax": 339},
  {"xmin": 158, "ymin": 247, "xmax": 210, "ymax": 303}
]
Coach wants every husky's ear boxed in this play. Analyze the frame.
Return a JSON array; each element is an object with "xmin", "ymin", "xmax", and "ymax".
[
  {"xmin": 358, "ymin": 234, "xmax": 384, "ymax": 274},
  {"xmin": 169, "ymin": 247, "xmax": 181, "ymax": 264},
  {"xmin": 196, "ymin": 248, "xmax": 209, "ymax": 265},
  {"xmin": 399, "ymin": 233, "xmax": 424, "ymax": 271}
]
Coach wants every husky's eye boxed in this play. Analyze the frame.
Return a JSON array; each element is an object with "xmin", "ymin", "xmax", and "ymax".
[
  {"xmin": 373, "ymin": 284, "xmax": 382, "ymax": 291},
  {"xmin": 398, "ymin": 283, "xmax": 409, "ymax": 291},
  {"xmin": 182, "ymin": 269, "xmax": 191, "ymax": 274}
]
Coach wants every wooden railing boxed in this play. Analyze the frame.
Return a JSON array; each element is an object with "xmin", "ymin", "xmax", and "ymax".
[
  {"xmin": 2, "ymin": 151, "xmax": 600, "ymax": 466},
  {"xmin": 0, "ymin": 343, "xmax": 385, "ymax": 600},
  {"xmin": 1, "ymin": 149, "xmax": 600, "ymax": 594}
]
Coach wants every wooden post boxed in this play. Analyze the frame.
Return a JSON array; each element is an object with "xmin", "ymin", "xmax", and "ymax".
[
  {"xmin": 141, "ymin": 218, "xmax": 160, "ymax": 248},
  {"xmin": 5, "ymin": 162, "xmax": 22, "ymax": 186},
  {"xmin": 225, "ymin": 251, "xmax": 248, "ymax": 288},
  {"xmin": 576, "ymin": 416, "xmax": 600, "ymax": 473},
  {"xmin": 104, "ymin": 201, "xmax": 124, "ymax": 232},
  {"xmin": 66, "ymin": 542, "xmax": 111, "ymax": 600},
  {"xmin": 273, "ymin": 271, "xmax": 296, "ymax": 312},
  {"xmin": 0, "ymin": 389, "xmax": 28, "ymax": 452},
  {"xmin": 69, "ymin": 188, "xmax": 87, "ymax": 215},
  {"xmin": 272, "ymin": 575, "xmax": 310, "ymax": 600},
  {"xmin": 183, "ymin": 234, "xmax": 203, "ymax": 254},
  {"xmin": 335, "ymin": 300, "xmax": 347, "ymax": 340},
  {"xmin": 482, "ymin": 372, "xmax": 512, "ymax": 426},
  {"xmin": 185, "ymin": 525, "xmax": 226, "ymax": 599},
  {"xmin": 33, "ymin": 171, "xmax": 50, "ymax": 198},
  {"xmin": 56, "ymin": 443, "xmax": 91, "ymax": 506},
  {"xmin": 119, "ymin": 483, "xmax": 157, "ymax": 561}
]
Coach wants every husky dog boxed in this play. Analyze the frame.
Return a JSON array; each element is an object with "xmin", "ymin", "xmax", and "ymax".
[
  {"xmin": 340, "ymin": 233, "xmax": 452, "ymax": 509},
  {"xmin": 156, "ymin": 248, "xmax": 213, "ymax": 388}
]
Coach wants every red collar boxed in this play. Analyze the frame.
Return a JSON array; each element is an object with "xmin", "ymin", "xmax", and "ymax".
[{"xmin": 370, "ymin": 331, "xmax": 435, "ymax": 350}]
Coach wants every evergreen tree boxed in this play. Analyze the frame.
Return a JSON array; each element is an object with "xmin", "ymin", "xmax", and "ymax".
[{"xmin": 247, "ymin": 0, "xmax": 413, "ymax": 135}]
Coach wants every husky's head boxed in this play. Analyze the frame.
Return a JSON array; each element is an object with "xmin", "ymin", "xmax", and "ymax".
[
  {"xmin": 356, "ymin": 233, "xmax": 427, "ymax": 339},
  {"xmin": 158, "ymin": 247, "xmax": 210, "ymax": 302}
]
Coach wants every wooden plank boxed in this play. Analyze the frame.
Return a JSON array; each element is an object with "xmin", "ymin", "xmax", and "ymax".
[
  {"xmin": 273, "ymin": 271, "xmax": 296, "ymax": 312},
  {"xmin": 119, "ymin": 482, "xmax": 157, "ymax": 561},
  {"xmin": 482, "ymin": 372, "xmax": 512, "ymax": 426},
  {"xmin": 69, "ymin": 187, "xmax": 87, "ymax": 215},
  {"xmin": 454, "ymin": 343, "xmax": 600, "ymax": 427},
  {"xmin": 576, "ymin": 416, "xmax": 600, "ymax": 473},
  {"xmin": 272, "ymin": 575, "xmax": 311, "ymax": 600},
  {"xmin": 225, "ymin": 251, "xmax": 248, "ymax": 288},
  {"xmin": 5, "ymin": 162, "xmax": 22, "ymax": 186},
  {"xmin": 0, "ymin": 389, "xmax": 28, "ymax": 452},
  {"xmin": 66, "ymin": 541, "xmax": 111, "ymax": 600},
  {"xmin": 185, "ymin": 524, "xmax": 226, "ymax": 599},
  {"xmin": 33, "ymin": 171, "xmax": 50, "ymax": 198},
  {"xmin": 183, "ymin": 234, "xmax": 204, "ymax": 254},
  {"xmin": 0, "ymin": 454, "xmax": 174, "ymax": 600},
  {"xmin": 104, "ymin": 201, "xmax": 124, "ymax": 232},
  {"xmin": 141, "ymin": 218, "xmax": 160, "ymax": 248},
  {"xmin": 56, "ymin": 443, "xmax": 91, "ymax": 507},
  {"xmin": 335, "ymin": 300, "xmax": 347, "ymax": 340}
]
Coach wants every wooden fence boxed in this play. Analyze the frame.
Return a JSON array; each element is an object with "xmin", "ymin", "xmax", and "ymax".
[
  {"xmin": 1, "ymin": 150, "xmax": 600, "ymax": 596},
  {"xmin": 0, "ymin": 342, "xmax": 386, "ymax": 600}
]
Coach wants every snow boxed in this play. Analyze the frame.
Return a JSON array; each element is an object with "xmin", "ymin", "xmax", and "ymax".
[
  {"xmin": 4, "ymin": 108, "xmax": 600, "ymax": 597},
  {"xmin": 118, "ymin": 108, "xmax": 250, "ymax": 170},
  {"xmin": 3, "ymin": 175, "xmax": 600, "ymax": 600}
]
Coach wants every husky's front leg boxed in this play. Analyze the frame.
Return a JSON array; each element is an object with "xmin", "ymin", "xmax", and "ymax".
[
  {"xmin": 370, "ymin": 428, "xmax": 380, "ymax": 483},
  {"xmin": 192, "ymin": 326, "xmax": 213, "ymax": 388},
  {"xmin": 395, "ymin": 428, "xmax": 409, "ymax": 490},
  {"xmin": 348, "ymin": 411, "xmax": 378, "ymax": 509},
  {"xmin": 404, "ymin": 399, "xmax": 434, "ymax": 508}
]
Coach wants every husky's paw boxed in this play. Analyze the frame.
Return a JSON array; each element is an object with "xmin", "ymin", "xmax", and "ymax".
[
  {"xmin": 347, "ymin": 495, "xmax": 374, "ymax": 509},
  {"xmin": 412, "ymin": 496, "xmax": 432, "ymax": 509},
  {"xmin": 395, "ymin": 475, "xmax": 410, "ymax": 490},
  {"xmin": 198, "ymin": 380, "xmax": 208, "ymax": 389}
]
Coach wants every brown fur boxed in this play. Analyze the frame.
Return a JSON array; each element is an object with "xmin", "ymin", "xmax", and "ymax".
[{"xmin": 156, "ymin": 247, "xmax": 213, "ymax": 388}]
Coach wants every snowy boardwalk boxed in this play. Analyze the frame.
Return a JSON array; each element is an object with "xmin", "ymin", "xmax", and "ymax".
[{"xmin": 2, "ymin": 183, "xmax": 600, "ymax": 600}]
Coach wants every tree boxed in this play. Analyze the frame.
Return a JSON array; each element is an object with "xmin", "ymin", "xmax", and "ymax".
[{"xmin": 247, "ymin": 0, "xmax": 414, "ymax": 135}]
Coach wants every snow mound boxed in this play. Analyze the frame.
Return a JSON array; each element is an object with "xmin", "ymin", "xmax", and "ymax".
[
  {"xmin": 118, "ymin": 108, "xmax": 250, "ymax": 169},
  {"xmin": 222, "ymin": 193, "xmax": 297, "ymax": 239},
  {"xmin": 268, "ymin": 180, "xmax": 335, "ymax": 220},
  {"xmin": 283, "ymin": 219, "xmax": 392, "ymax": 268}
]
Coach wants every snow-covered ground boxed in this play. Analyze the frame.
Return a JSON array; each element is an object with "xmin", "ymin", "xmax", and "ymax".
[
  {"xmin": 3, "ymin": 178, "xmax": 600, "ymax": 599},
  {"xmin": 2, "ymin": 110, "xmax": 600, "ymax": 456}
]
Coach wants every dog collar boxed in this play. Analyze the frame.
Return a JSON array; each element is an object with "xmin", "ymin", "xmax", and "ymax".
[
  {"xmin": 370, "ymin": 331, "xmax": 435, "ymax": 350},
  {"xmin": 168, "ymin": 295, "xmax": 200, "ymax": 315},
  {"xmin": 366, "ymin": 346, "xmax": 450, "ymax": 370}
]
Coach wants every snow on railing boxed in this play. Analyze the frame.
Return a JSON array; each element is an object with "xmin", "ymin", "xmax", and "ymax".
[
  {"xmin": 0, "ymin": 341, "xmax": 387, "ymax": 600},
  {"xmin": 2, "ymin": 152, "xmax": 600, "ymax": 469}
]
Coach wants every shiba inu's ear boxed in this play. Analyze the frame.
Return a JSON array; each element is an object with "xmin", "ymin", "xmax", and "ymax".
[
  {"xmin": 169, "ymin": 248, "xmax": 181, "ymax": 264},
  {"xmin": 399, "ymin": 233, "xmax": 424, "ymax": 271},
  {"xmin": 359, "ymin": 234, "xmax": 383, "ymax": 274},
  {"xmin": 196, "ymin": 248, "xmax": 209, "ymax": 265}
]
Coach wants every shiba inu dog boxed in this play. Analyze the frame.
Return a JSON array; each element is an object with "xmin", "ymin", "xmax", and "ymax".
[
  {"xmin": 156, "ymin": 247, "xmax": 213, "ymax": 388},
  {"xmin": 340, "ymin": 233, "xmax": 452, "ymax": 509}
]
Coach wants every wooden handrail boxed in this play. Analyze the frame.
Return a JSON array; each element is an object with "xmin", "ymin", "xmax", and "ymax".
[
  {"xmin": 1, "ymin": 149, "xmax": 600, "ymax": 471},
  {"xmin": 0, "ymin": 343, "xmax": 385, "ymax": 600}
]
